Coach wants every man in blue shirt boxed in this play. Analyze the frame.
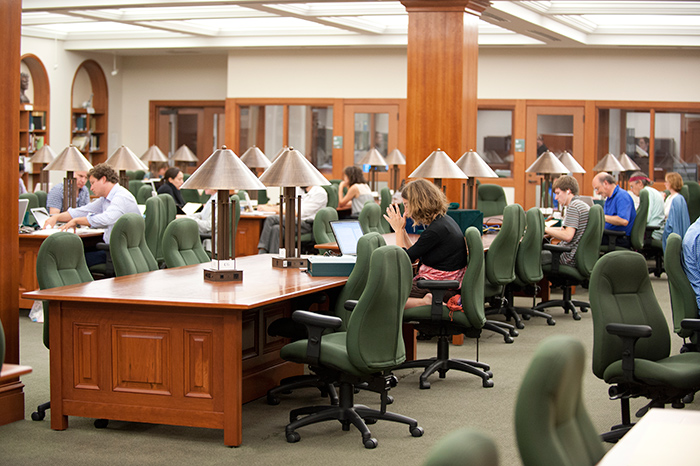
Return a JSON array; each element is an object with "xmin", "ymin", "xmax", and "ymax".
[
  {"xmin": 44, "ymin": 163, "xmax": 141, "ymax": 267},
  {"xmin": 592, "ymin": 172, "xmax": 636, "ymax": 249},
  {"xmin": 683, "ymin": 217, "xmax": 700, "ymax": 312},
  {"xmin": 46, "ymin": 171, "xmax": 90, "ymax": 214}
]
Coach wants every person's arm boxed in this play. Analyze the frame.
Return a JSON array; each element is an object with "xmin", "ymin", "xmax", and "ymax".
[
  {"xmin": 300, "ymin": 187, "xmax": 327, "ymax": 219},
  {"xmin": 338, "ymin": 184, "xmax": 358, "ymax": 209},
  {"xmin": 383, "ymin": 204, "xmax": 413, "ymax": 249},
  {"xmin": 44, "ymin": 210, "xmax": 73, "ymax": 229},
  {"xmin": 604, "ymin": 215, "xmax": 629, "ymax": 227},
  {"xmin": 257, "ymin": 204, "xmax": 280, "ymax": 214},
  {"xmin": 545, "ymin": 226, "xmax": 576, "ymax": 242},
  {"xmin": 48, "ymin": 207, "xmax": 60, "ymax": 215}
]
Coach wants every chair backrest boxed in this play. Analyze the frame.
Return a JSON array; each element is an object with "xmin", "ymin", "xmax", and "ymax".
[
  {"xmin": 681, "ymin": 184, "xmax": 690, "ymax": 205},
  {"xmin": 665, "ymin": 233, "xmax": 699, "ymax": 339},
  {"xmin": 256, "ymin": 189, "xmax": 268, "ymax": 205},
  {"xmin": 157, "ymin": 193, "xmax": 177, "ymax": 224},
  {"xmin": 312, "ymin": 207, "xmax": 339, "ymax": 253},
  {"xmin": 128, "ymin": 179, "xmax": 144, "ymax": 198},
  {"xmin": 685, "ymin": 181, "xmax": 700, "ymax": 223},
  {"xmin": 36, "ymin": 232, "xmax": 94, "ymax": 349},
  {"xmin": 137, "ymin": 184, "xmax": 154, "ymax": 204},
  {"xmin": 379, "ymin": 187, "xmax": 392, "ymax": 233},
  {"xmin": 180, "ymin": 188, "xmax": 202, "ymax": 204},
  {"xmin": 110, "ymin": 213, "xmax": 159, "ymax": 277},
  {"xmin": 515, "ymin": 335, "xmax": 605, "ymax": 466},
  {"xmin": 144, "ymin": 195, "xmax": 164, "ymax": 262},
  {"xmin": 321, "ymin": 184, "xmax": 338, "ymax": 209},
  {"xmin": 477, "ymin": 184, "xmax": 507, "ymax": 217},
  {"xmin": 423, "ymin": 428, "xmax": 500, "ymax": 466},
  {"xmin": 573, "ymin": 204, "xmax": 604, "ymax": 277},
  {"xmin": 630, "ymin": 188, "xmax": 649, "ymax": 250},
  {"xmin": 19, "ymin": 192, "xmax": 39, "ymax": 225},
  {"xmin": 485, "ymin": 203, "xmax": 524, "ymax": 287},
  {"xmin": 346, "ymin": 245, "xmax": 412, "ymax": 373},
  {"xmin": 335, "ymin": 232, "xmax": 386, "ymax": 331},
  {"xmin": 455, "ymin": 227, "xmax": 486, "ymax": 330},
  {"xmin": 162, "ymin": 218, "xmax": 210, "ymax": 268},
  {"xmin": 515, "ymin": 207, "xmax": 544, "ymax": 284},
  {"xmin": 589, "ymin": 250, "xmax": 671, "ymax": 380},
  {"xmin": 359, "ymin": 202, "xmax": 384, "ymax": 234},
  {"xmin": 34, "ymin": 190, "xmax": 47, "ymax": 209}
]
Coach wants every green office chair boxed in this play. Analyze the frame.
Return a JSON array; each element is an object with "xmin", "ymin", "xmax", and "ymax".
[
  {"xmin": 32, "ymin": 232, "xmax": 95, "ymax": 423},
  {"xmin": 312, "ymin": 207, "xmax": 338, "ymax": 255},
  {"xmin": 359, "ymin": 201, "xmax": 384, "ymax": 234},
  {"xmin": 630, "ymin": 187, "xmax": 649, "ymax": 252},
  {"xmin": 321, "ymin": 184, "xmax": 338, "ymax": 209},
  {"xmin": 280, "ymin": 246, "xmax": 423, "ymax": 448},
  {"xmin": 180, "ymin": 187, "xmax": 201, "ymax": 204},
  {"xmin": 533, "ymin": 204, "xmax": 604, "ymax": 320},
  {"xmin": 144, "ymin": 195, "xmax": 165, "ymax": 263},
  {"xmin": 476, "ymin": 184, "xmax": 507, "ymax": 217},
  {"xmin": 110, "ymin": 213, "xmax": 159, "ymax": 277},
  {"xmin": 20, "ymin": 192, "xmax": 39, "ymax": 226},
  {"xmin": 34, "ymin": 190, "xmax": 47, "ymax": 209},
  {"xmin": 136, "ymin": 184, "xmax": 154, "ymax": 204},
  {"xmin": 685, "ymin": 181, "xmax": 700, "ymax": 223},
  {"xmin": 589, "ymin": 250, "xmax": 700, "ymax": 442},
  {"xmin": 162, "ymin": 218, "xmax": 210, "ymax": 268},
  {"xmin": 665, "ymin": 233, "xmax": 700, "ymax": 353},
  {"xmin": 423, "ymin": 428, "xmax": 499, "ymax": 466},
  {"xmin": 158, "ymin": 193, "xmax": 177, "ymax": 224},
  {"xmin": 379, "ymin": 187, "xmax": 392, "ymax": 233},
  {"xmin": 515, "ymin": 335, "xmax": 605, "ymax": 466},
  {"xmin": 267, "ymin": 232, "xmax": 386, "ymax": 405},
  {"xmin": 398, "ymin": 227, "xmax": 493, "ymax": 389},
  {"xmin": 128, "ymin": 179, "xmax": 144, "ymax": 198}
]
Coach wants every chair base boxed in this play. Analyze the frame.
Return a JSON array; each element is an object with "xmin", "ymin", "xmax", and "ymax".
[
  {"xmin": 267, "ymin": 373, "xmax": 338, "ymax": 406},
  {"xmin": 285, "ymin": 381, "xmax": 423, "ymax": 448},
  {"xmin": 397, "ymin": 335, "xmax": 493, "ymax": 389},
  {"xmin": 490, "ymin": 285, "xmax": 556, "ymax": 329},
  {"xmin": 533, "ymin": 285, "xmax": 588, "ymax": 320},
  {"xmin": 31, "ymin": 401, "xmax": 50, "ymax": 421}
]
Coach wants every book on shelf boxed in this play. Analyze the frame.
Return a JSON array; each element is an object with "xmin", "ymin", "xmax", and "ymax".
[
  {"xmin": 74, "ymin": 114, "xmax": 87, "ymax": 131},
  {"xmin": 90, "ymin": 134, "xmax": 100, "ymax": 151},
  {"xmin": 89, "ymin": 116, "xmax": 97, "ymax": 132},
  {"xmin": 31, "ymin": 111, "xmax": 46, "ymax": 130},
  {"xmin": 71, "ymin": 135, "xmax": 89, "ymax": 151}
]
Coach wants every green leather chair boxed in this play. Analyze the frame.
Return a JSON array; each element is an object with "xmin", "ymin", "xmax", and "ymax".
[
  {"xmin": 158, "ymin": 193, "xmax": 177, "ymax": 225},
  {"xmin": 110, "ymin": 213, "xmax": 159, "ymax": 277},
  {"xmin": 423, "ymin": 428, "xmax": 499, "ymax": 466},
  {"xmin": 34, "ymin": 189, "xmax": 47, "ymax": 209},
  {"xmin": 321, "ymin": 184, "xmax": 338, "ymax": 209},
  {"xmin": 533, "ymin": 204, "xmax": 604, "ymax": 320},
  {"xmin": 476, "ymin": 184, "xmax": 507, "ymax": 217},
  {"xmin": 162, "ymin": 218, "xmax": 210, "ymax": 268},
  {"xmin": 600, "ymin": 186, "xmax": 648, "ymax": 253},
  {"xmin": 280, "ymin": 245, "xmax": 423, "ymax": 448},
  {"xmin": 515, "ymin": 335, "xmax": 605, "ymax": 466},
  {"xmin": 665, "ymin": 233, "xmax": 700, "ymax": 352},
  {"xmin": 144, "ymin": 195, "xmax": 165, "ymax": 263},
  {"xmin": 685, "ymin": 181, "xmax": 700, "ymax": 223},
  {"xmin": 32, "ymin": 232, "xmax": 94, "ymax": 422},
  {"xmin": 255, "ymin": 189, "xmax": 268, "ymax": 205},
  {"xmin": 379, "ymin": 187, "xmax": 392, "ymax": 233},
  {"xmin": 312, "ymin": 207, "xmax": 338, "ymax": 255},
  {"xmin": 398, "ymin": 227, "xmax": 493, "ymax": 389},
  {"xmin": 20, "ymin": 192, "xmax": 39, "ymax": 226},
  {"xmin": 128, "ymin": 179, "xmax": 144, "ymax": 198},
  {"xmin": 267, "ymin": 232, "xmax": 386, "ymax": 405},
  {"xmin": 589, "ymin": 250, "xmax": 700, "ymax": 442},
  {"xmin": 137, "ymin": 184, "xmax": 154, "ymax": 204},
  {"xmin": 180, "ymin": 188, "xmax": 202, "ymax": 204},
  {"xmin": 358, "ymin": 201, "xmax": 384, "ymax": 234}
]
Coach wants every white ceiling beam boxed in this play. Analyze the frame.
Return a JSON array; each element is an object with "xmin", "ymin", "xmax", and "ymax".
[
  {"xmin": 542, "ymin": 1, "xmax": 700, "ymax": 16},
  {"xmin": 247, "ymin": 4, "xmax": 383, "ymax": 35},
  {"xmin": 61, "ymin": 10, "xmax": 218, "ymax": 36},
  {"xmin": 485, "ymin": 2, "xmax": 589, "ymax": 45},
  {"xmin": 22, "ymin": 0, "xmax": 384, "ymax": 12}
]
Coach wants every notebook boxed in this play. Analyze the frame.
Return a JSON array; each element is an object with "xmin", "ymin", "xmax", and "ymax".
[
  {"xmin": 31, "ymin": 207, "xmax": 51, "ymax": 229},
  {"xmin": 18, "ymin": 198, "xmax": 29, "ymax": 228},
  {"xmin": 182, "ymin": 202, "xmax": 202, "ymax": 216},
  {"xmin": 330, "ymin": 220, "xmax": 364, "ymax": 256}
]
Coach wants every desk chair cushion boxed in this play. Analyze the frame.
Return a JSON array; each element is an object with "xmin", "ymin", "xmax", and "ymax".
[
  {"xmin": 514, "ymin": 207, "xmax": 544, "ymax": 286},
  {"xmin": 20, "ymin": 192, "xmax": 39, "ymax": 226},
  {"xmin": 137, "ymin": 184, "xmax": 154, "ymax": 204},
  {"xmin": 485, "ymin": 203, "xmax": 523, "ymax": 289},
  {"xmin": 477, "ymin": 184, "xmax": 507, "ymax": 218},
  {"xmin": 423, "ymin": 428, "xmax": 499, "ymax": 466},
  {"xmin": 162, "ymin": 218, "xmax": 210, "ymax": 268},
  {"xmin": 144, "ymin": 195, "xmax": 163, "ymax": 260},
  {"xmin": 110, "ymin": 213, "xmax": 159, "ymax": 277},
  {"xmin": 312, "ymin": 207, "xmax": 338, "ymax": 252},
  {"xmin": 685, "ymin": 181, "xmax": 700, "ymax": 223},
  {"xmin": 359, "ymin": 202, "xmax": 384, "ymax": 234},
  {"xmin": 321, "ymin": 184, "xmax": 338, "ymax": 209},
  {"xmin": 379, "ymin": 187, "xmax": 393, "ymax": 233},
  {"xmin": 35, "ymin": 190, "xmax": 47, "ymax": 209}
]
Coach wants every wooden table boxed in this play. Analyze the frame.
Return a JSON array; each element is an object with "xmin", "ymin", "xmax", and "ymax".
[
  {"xmin": 19, "ymin": 229, "xmax": 103, "ymax": 308},
  {"xmin": 315, "ymin": 232, "xmax": 496, "ymax": 252},
  {"xmin": 597, "ymin": 408, "xmax": 700, "ymax": 465},
  {"xmin": 23, "ymin": 256, "xmax": 347, "ymax": 447}
]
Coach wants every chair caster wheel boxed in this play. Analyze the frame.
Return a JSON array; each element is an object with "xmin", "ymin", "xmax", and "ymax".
[
  {"xmin": 94, "ymin": 419, "xmax": 109, "ymax": 429},
  {"xmin": 580, "ymin": 307, "xmax": 589, "ymax": 313},
  {"xmin": 364, "ymin": 418, "xmax": 377, "ymax": 425},
  {"xmin": 483, "ymin": 379, "xmax": 494, "ymax": 388},
  {"xmin": 547, "ymin": 318, "xmax": 556, "ymax": 326},
  {"xmin": 31, "ymin": 411, "xmax": 45, "ymax": 421},
  {"xmin": 267, "ymin": 394, "xmax": 280, "ymax": 406},
  {"xmin": 504, "ymin": 336, "xmax": 514, "ymax": 344},
  {"xmin": 419, "ymin": 380, "xmax": 431, "ymax": 389},
  {"xmin": 683, "ymin": 393, "xmax": 695, "ymax": 404},
  {"xmin": 522, "ymin": 314, "xmax": 531, "ymax": 321},
  {"xmin": 386, "ymin": 395, "xmax": 394, "ymax": 405},
  {"xmin": 363, "ymin": 437, "xmax": 378, "ymax": 449},
  {"xmin": 286, "ymin": 431, "xmax": 301, "ymax": 443},
  {"xmin": 410, "ymin": 426, "xmax": 424, "ymax": 438},
  {"xmin": 515, "ymin": 321, "xmax": 525, "ymax": 329},
  {"xmin": 485, "ymin": 370, "xmax": 494, "ymax": 378},
  {"xmin": 573, "ymin": 313, "xmax": 582, "ymax": 321},
  {"xmin": 509, "ymin": 329, "xmax": 519, "ymax": 337}
]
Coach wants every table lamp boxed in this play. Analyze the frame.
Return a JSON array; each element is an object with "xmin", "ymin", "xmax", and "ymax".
[
  {"xmin": 43, "ymin": 145, "xmax": 93, "ymax": 211},
  {"xmin": 27, "ymin": 144, "xmax": 57, "ymax": 192},
  {"xmin": 408, "ymin": 149, "xmax": 467, "ymax": 191},
  {"xmin": 172, "ymin": 144, "xmax": 198, "ymax": 174},
  {"xmin": 105, "ymin": 145, "xmax": 149, "ymax": 189},
  {"xmin": 557, "ymin": 151, "xmax": 586, "ymax": 174},
  {"xmin": 358, "ymin": 148, "xmax": 388, "ymax": 192},
  {"xmin": 240, "ymin": 145, "xmax": 271, "ymax": 176},
  {"xmin": 525, "ymin": 150, "xmax": 569, "ymax": 208},
  {"xmin": 618, "ymin": 152, "xmax": 641, "ymax": 190},
  {"xmin": 593, "ymin": 153, "xmax": 626, "ymax": 173},
  {"xmin": 140, "ymin": 144, "xmax": 168, "ymax": 177},
  {"xmin": 385, "ymin": 148, "xmax": 406, "ymax": 192},
  {"xmin": 258, "ymin": 147, "xmax": 330, "ymax": 269},
  {"xmin": 455, "ymin": 150, "xmax": 498, "ymax": 209},
  {"xmin": 180, "ymin": 145, "xmax": 265, "ymax": 282}
]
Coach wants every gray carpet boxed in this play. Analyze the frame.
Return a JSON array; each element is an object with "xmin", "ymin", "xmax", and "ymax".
[{"xmin": 2, "ymin": 273, "xmax": 696, "ymax": 465}]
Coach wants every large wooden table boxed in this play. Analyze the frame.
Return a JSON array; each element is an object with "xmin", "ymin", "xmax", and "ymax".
[{"xmin": 23, "ymin": 255, "xmax": 347, "ymax": 446}]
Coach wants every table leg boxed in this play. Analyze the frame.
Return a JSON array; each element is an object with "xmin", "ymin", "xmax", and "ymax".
[
  {"xmin": 50, "ymin": 301, "xmax": 68, "ymax": 430},
  {"xmin": 223, "ymin": 312, "xmax": 242, "ymax": 447}
]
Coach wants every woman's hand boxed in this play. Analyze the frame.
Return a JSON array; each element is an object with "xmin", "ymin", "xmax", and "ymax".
[{"xmin": 384, "ymin": 203, "xmax": 405, "ymax": 232}]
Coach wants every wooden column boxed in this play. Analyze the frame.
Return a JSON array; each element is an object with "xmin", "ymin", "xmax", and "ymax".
[
  {"xmin": 402, "ymin": 0, "xmax": 487, "ymax": 203},
  {"xmin": 0, "ymin": 0, "xmax": 26, "ymax": 426}
]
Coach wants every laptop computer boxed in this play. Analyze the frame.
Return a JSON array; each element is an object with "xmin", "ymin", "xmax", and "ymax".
[
  {"xmin": 18, "ymin": 198, "xmax": 29, "ymax": 228},
  {"xmin": 330, "ymin": 220, "xmax": 364, "ymax": 256},
  {"xmin": 31, "ymin": 207, "xmax": 51, "ymax": 229}
]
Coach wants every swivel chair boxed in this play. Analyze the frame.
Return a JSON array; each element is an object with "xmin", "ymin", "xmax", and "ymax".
[
  {"xmin": 358, "ymin": 201, "xmax": 384, "ymax": 234},
  {"xmin": 34, "ymin": 190, "xmax": 47, "ymax": 209},
  {"xmin": 162, "ymin": 218, "xmax": 210, "ymax": 268},
  {"xmin": 128, "ymin": 179, "xmax": 143, "ymax": 198},
  {"xmin": 685, "ymin": 181, "xmax": 700, "ymax": 223},
  {"xmin": 144, "ymin": 195, "xmax": 166, "ymax": 263},
  {"xmin": 665, "ymin": 233, "xmax": 700, "ymax": 353},
  {"xmin": 321, "ymin": 184, "xmax": 338, "ymax": 209},
  {"xmin": 19, "ymin": 192, "xmax": 39, "ymax": 226},
  {"xmin": 589, "ymin": 250, "xmax": 700, "ymax": 442},
  {"xmin": 110, "ymin": 213, "xmax": 159, "ymax": 277},
  {"xmin": 312, "ymin": 207, "xmax": 338, "ymax": 255},
  {"xmin": 476, "ymin": 184, "xmax": 507, "ymax": 218},
  {"xmin": 600, "ymin": 188, "xmax": 647, "ymax": 254},
  {"xmin": 379, "ymin": 187, "xmax": 392, "ymax": 233},
  {"xmin": 136, "ymin": 184, "xmax": 154, "ymax": 204},
  {"xmin": 398, "ymin": 227, "xmax": 494, "ymax": 389},
  {"xmin": 280, "ymin": 246, "xmax": 423, "ymax": 448},
  {"xmin": 423, "ymin": 428, "xmax": 500, "ymax": 466}
]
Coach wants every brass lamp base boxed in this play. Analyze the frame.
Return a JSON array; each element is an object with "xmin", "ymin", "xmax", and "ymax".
[
  {"xmin": 203, "ymin": 268, "xmax": 243, "ymax": 282},
  {"xmin": 272, "ymin": 256, "xmax": 308, "ymax": 269}
]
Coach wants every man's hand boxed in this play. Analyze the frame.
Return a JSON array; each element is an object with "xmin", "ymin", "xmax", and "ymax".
[
  {"xmin": 59, "ymin": 218, "xmax": 80, "ymax": 232},
  {"xmin": 43, "ymin": 215, "xmax": 59, "ymax": 229}
]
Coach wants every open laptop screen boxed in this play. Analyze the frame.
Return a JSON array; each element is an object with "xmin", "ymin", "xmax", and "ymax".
[
  {"xmin": 330, "ymin": 220, "xmax": 364, "ymax": 256},
  {"xmin": 18, "ymin": 198, "xmax": 29, "ymax": 227}
]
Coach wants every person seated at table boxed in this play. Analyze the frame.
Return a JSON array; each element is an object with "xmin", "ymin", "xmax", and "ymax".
[
  {"xmin": 44, "ymin": 163, "xmax": 140, "ymax": 267},
  {"xmin": 157, "ymin": 167, "xmax": 186, "ymax": 215},
  {"xmin": 46, "ymin": 171, "xmax": 90, "ymax": 214},
  {"xmin": 542, "ymin": 175, "xmax": 590, "ymax": 266},
  {"xmin": 338, "ymin": 166, "xmax": 373, "ymax": 218},
  {"xmin": 592, "ymin": 172, "xmax": 636, "ymax": 249},
  {"xmin": 662, "ymin": 171, "xmax": 690, "ymax": 250},
  {"xmin": 683, "ymin": 216, "xmax": 700, "ymax": 312},
  {"xmin": 144, "ymin": 161, "xmax": 169, "ymax": 180},
  {"xmin": 628, "ymin": 171, "xmax": 664, "ymax": 240},
  {"xmin": 257, "ymin": 185, "xmax": 328, "ymax": 254},
  {"xmin": 384, "ymin": 178, "xmax": 468, "ymax": 309}
]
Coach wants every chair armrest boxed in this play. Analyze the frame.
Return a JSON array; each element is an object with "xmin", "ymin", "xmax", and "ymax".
[
  {"xmin": 645, "ymin": 225, "xmax": 660, "ymax": 232},
  {"xmin": 543, "ymin": 243, "xmax": 572, "ymax": 274},
  {"xmin": 344, "ymin": 300, "xmax": 358, "ymax": 312},
  {"xmin": 96, "ymin": 242, "xmax": 110, "ymax": 251},
  {"xmin": 606, "ymin": 323, "xmax": 652, "ymax": 381},
  {"xmin": 415, "ymin": 279, "xmax": 460, "ymax": 323},
  {"xmin": 603, "ymin": 229, "xmax": 626, "ymax": 251},
  {"xmin": 681, "ymin": 319, "xmax": 700, "ymax": 344},
  {"xmin": 292, "ymin": 310, "xmax": 343, "ymax": 367}
]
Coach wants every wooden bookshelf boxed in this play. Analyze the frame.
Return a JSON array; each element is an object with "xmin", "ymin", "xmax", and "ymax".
[
  {"xmin": 71, "ymin": 60, "xmax": 108, "ymax": 165},
  {"xmin": 19, "ymin": 54, "xmax": 50, "ymax": 191}
]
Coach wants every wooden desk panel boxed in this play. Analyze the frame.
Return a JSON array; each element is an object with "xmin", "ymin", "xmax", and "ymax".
[
  {"xmin": 236, "ymin": 214, "xmax": 267, "ymax": 256},
  {"xmin": 24, "ymin": 256, "xmax": 347, "ymax": 447}
]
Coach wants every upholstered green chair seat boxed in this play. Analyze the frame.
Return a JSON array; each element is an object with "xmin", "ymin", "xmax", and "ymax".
[
  {"xmin": 359, "ymin": 202, "xmax": 384, "ymax": 234},
  {"xmin": 404, "ymin": 304, "xmax": 483, "ymax": 332},
  {"xmin": 281, "ymin": 332, "xmax": 372, "ymax": 377},
  {"xmin": 603, "ymin": 352, "xmax": 700, "ymax": 388},
  {"xmin": 423, "ymin": 428, "xmax": 499, "ymax": 466},
  {"xmin": 110, "ymin": 213, "xmax": 158, "ymax": 277},
  {"xmin": 162, "ymin": 218, "xmax": 210, "ymax": 268},
  {"xmin": 541, "ymin": 263, "xmax": 587, "ymax": 282}
]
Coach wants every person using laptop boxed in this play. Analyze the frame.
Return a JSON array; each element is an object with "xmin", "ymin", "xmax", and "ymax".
[
  {"xmin": 46, "ymin": 171, "xmax": 90, "ymax": 214},
  {"xmin": 543, "ymin": 175, "xmax": 590, "ymax": 266},
  {"xmin": 44, "ymin": 163, "xmax": 140, "ymax": 267},
  {"xmin": 384, "ymin": 178, "xmax": 468, "ymax": 309}
]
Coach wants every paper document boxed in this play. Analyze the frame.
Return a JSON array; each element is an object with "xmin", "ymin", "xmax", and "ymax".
[{"xmin": 182, "ymin": 203, "xmax": 202, "ymax": 216}]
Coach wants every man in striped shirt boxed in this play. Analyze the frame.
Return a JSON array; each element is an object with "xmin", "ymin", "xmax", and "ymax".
[{"xmin": 544, "ymin": 175, "xmax": 590, "ymax": 266}]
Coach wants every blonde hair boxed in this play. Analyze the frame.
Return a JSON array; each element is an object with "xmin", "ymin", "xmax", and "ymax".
[
  {"xmin": 401, "ymin": 179, "xmax": 448, "ymax": 226},
  {"xmin": 666, "ymin": 172, "xmax": 684, "ymax": 192}
]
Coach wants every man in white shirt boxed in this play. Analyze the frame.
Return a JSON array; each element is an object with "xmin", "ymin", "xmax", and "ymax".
[{"xmin": 257, "ymin": 185, "xmax": 328, "ymax": 254}]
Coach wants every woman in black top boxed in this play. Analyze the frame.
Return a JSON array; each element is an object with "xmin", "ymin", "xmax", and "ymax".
[
  {"xmin": 384, "ymin": 178, "xmax": 469, "ymax": 309},
  {"xmin": 157, "ymin": 167, "xmax": 186, "ymax": 214}
]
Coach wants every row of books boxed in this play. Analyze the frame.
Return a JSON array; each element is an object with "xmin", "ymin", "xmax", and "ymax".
[
  {"xmin": 27, "ymin": 111, "xmax": 46, "ymax": 131},
  {"xmin": 70, "ymin": 134, "xmax": 100, "ymax": 152},
  {"xmin": 73, "ymin": 114, "xmax": 98, "ymax": 132}
]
